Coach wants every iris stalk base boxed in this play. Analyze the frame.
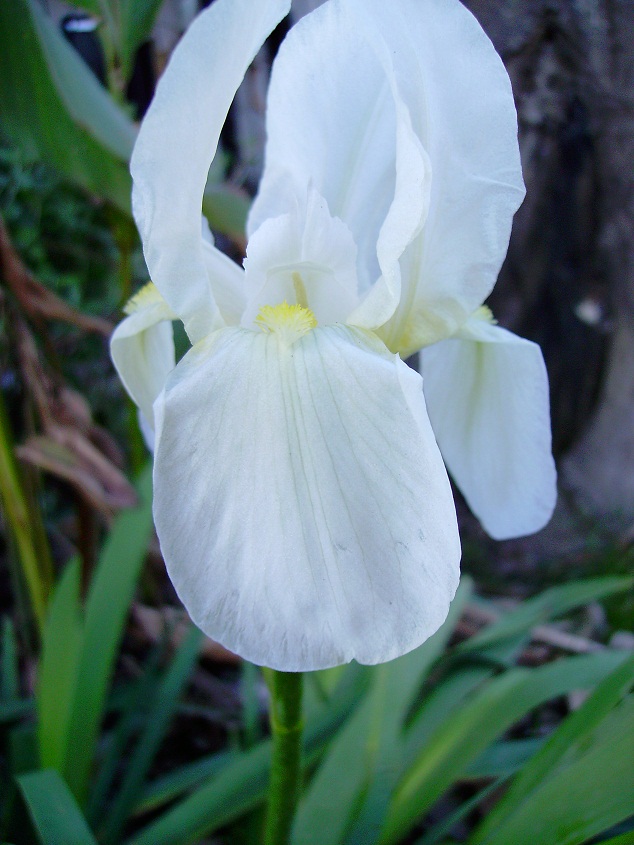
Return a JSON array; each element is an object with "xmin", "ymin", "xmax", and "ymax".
[{"xmin": 263, "ymin": 668, "xmax": 304, "ymax": 845}]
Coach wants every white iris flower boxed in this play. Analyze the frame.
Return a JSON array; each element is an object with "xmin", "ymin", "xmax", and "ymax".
[{"xmin": 111, "ymin": 0, "xmax": 556, "ymax": 671}]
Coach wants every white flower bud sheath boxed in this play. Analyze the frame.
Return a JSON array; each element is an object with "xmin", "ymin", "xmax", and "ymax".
[{"xmin": 111, "ymin": 0, "xmax": 556, "ymax": 670}]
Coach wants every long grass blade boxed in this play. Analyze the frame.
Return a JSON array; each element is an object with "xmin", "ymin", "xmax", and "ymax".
[
  {"xmin": 458, "ymin": 577, "xmax": 633, "ymax": 659},
  {"xmin": 36, "ymin": 559, "xmax": 82, "ymax": 771},
  {"xmin": 345, "ymin": 580, "xmax": 474, "ymax": 845},
  {"xmin": 0, "ymin": 391, "xmax": 52, "ymax": 633},
  {"xmin": 476, "ymin": 696, "xmax": 634, "ymax": 845},
  {"xmin": 63, "ymin": 466, "xmax": 153, "ymax": 805},
  {"xmin": 87, "ymin": 639, "xmax": 167, "ymax": 823},
  {"xmin": 471, "ymin": 653, "xmax": 634, "ymax": 844},
  {"xmin": 415, "ymin": 779, "xmax": 502, "ymax": 845},
  {"xmin": 100, "ymin": 625, "xmax": 202, "ymax": 845},
  {"xmin": 380, "ymin": 650, "xmax": 629, "ymax": 845},
  {"xmin": 1, "ymin": 617, "xmax": 19, "ymax": 701},
  {"xmin": 127, "ymin": 664, "xmax": 371, "ymax": 845},
  {"xmin": 134, "ymin": 751, "xmax": 236, "ymax": 816},
  {"xmin": 16, "ymin": 769, "xmax": 98, "ymax": 845}
]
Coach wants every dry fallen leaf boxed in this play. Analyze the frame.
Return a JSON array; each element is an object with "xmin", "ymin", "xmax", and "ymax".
[{"xmin": 1, "ymin": 213, "xmax": 136, "ymax": 519}]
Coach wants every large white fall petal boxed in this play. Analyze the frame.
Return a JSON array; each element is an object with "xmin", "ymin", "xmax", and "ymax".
[{"xmin": 154, "ymin": 326, "xmax": 460, "ymax": 670}]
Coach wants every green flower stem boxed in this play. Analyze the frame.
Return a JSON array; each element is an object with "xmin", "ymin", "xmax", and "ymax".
[{"xmin": 263, "ymin": 668, "xmax": 304, "ymax": 845}]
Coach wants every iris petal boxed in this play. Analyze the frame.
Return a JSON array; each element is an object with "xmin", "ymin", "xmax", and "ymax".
[
  {"xmin": 421, "ymin": 318, "xmax": 557, "ymax": 540},
  {"xmin": 110, "ymin": 284, "xmax": 175, "ymax": 430},
  {"xmin": 254, "ymin": 7, "xmax": 432, "ymax": 331},
  {"xmin": 154, "ymin": 325, "xmax": 460, "ymax": 670},
  {"xmin": 251, "ymin": 0, "xmax": 524, "ymax": 351},
  {"xmin": 131, "ymin": 0, "xmax": 290, "ymax": 342},
  {"xmin": 360, "ymin": 0, "xmax": 526, "ymax": 352},
  {"xmin": 243, "ymin": 185, "xmax": 359, "ymax": 327}
]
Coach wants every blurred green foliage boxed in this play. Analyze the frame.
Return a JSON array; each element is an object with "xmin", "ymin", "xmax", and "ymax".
[
  {"xmin": 463, "ymin": 534, "xmax": 634, "ymax": 632},
  {"xmin": 0, "ymin": 141, "xmax": 120, "ymax": 315},
  {"xmin": 0, "ymin": 138, "xmax": 133, "ymax": 478},
  {"xmin": 1, "ymin": 566, "xmax": 632, "ymax": 845}
]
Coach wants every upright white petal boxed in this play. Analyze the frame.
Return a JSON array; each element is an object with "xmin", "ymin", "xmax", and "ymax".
[
  {"xmin": 348, "ymin": 101, "xmax": 432, "ymax": 332},
  {"xmin": 252, "ymin": 0, "xmax": 524, "ymax": 353},
  {"xmin": 154, "ymin": 325, "xmax": 460, "ymax": 671},
  {"xmin": 131, "ymin": 0, "xmax": 290, "ymax": 342},
  {"xmin": 110, "ymin": 283, "xmax": 175, "ymax": 430},
  {"xmin": 358, "ymin": 0, "xmax": 525, "ymax": 353},
  {"xmin": 242, "ymin": 185, "xmax": 359, "ymax": 328},
  {"xmin": 250, "ymin": 0, "xmax": 431, "ymax": 326},
  {"xmin": 421, "ymin": 318, "xmax": 557, "ymax": 540},
  {"xmin": 197, "ymin": 216, "xmax": 246, "ymax": 327}
]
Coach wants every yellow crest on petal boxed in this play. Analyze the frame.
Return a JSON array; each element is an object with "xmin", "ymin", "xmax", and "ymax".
[
  {"xmin": 255, "ymin": 301, "xmax": 317, "ymax": 346},
  {"xmin": 123, "ymin": 281, "xmax": 164, "ymax": 315},
  {"xmin": 472, "ymin": 305, "xmax": 497, "ymax": 325}
]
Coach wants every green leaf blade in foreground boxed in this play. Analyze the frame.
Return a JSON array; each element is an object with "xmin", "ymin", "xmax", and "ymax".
[
  {"xmin": 306, "ymin": 581, "xmax": 475, "ymax": 845},
  {"xmin": 291, "ymin": 693, "xmax": 375, "ymax": 845},
  {"xmin": 472, "ymin": 653, "xmax": 634, "ymax": 845},
  {"xmin": 1, "ymin": 617, "xmax": 19, "ymax": 702},
  {"xmin": 380, "ymin": 650, "xmax": 630, "ymax": 845},
  {"xmin": 100, "ymin": 625, "xmax": 203, "ymax": 845},
  {"xmin": 291, "ymin": 579, "xmax": 473, "ymax": 845},
  {"xmin": 477, "ymin": 695, "xmax": 634, "ymax": 845},
  {"xmin": 597, "ymin": 832, "xmax": 634, "ymax": 845},
  {"xmin": 0, "ymin": 393, "xmax": 52, "ymax": 632},
  {"xmin": 120, "ymin": 0, "xmax": 165, "ymax": 80},
  {"xmin": 16, "ymin": 769, "xmax": 98, "ymax": 845},
  {"xmin": 63, "ymin": 466, "xmax": 154, "ymax": 806},
  {"xmin": 36, "ymin": 560, "xmax": 83, "ymax": 772},
  {"xmin": 134, "ymin": 751, "xmax": 235, "ymax": 816},
  {"xmin": 0, "ymin": 0, "xmax": 133, "ymax": 213},
  {"xmin": 458, "ymin": 577, "xmax": 633, "ymax": 658},
  {"xmin": 87, "ymin": 642, "xmax": 167, "ymax": 823}
]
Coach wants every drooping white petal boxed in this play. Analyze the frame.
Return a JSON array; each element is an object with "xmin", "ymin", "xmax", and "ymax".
[
  {"xmin": 249, "ymin": 0, "xmax": 431, "ymax": 328},
  {"xmin": 110, "ymin": 283, "xmax": 175, "ymax": 430},
  {"xmin": 131, "ymin": 0, "xmax": 290, "ymax": 342},
  {"xmin": 153, "ymin": 325, "xmax": 460, "ymax": 671},
  {"xmin": 242, "ymin": 185, "xmax": 359, "ymax": 328},
  {"xmin": 421, "ymin": 317, "xmax": 557, "ymax": 540},
  {"xmin": 137, "ymin": 410, "xmax": 157, "ymax": 453}
]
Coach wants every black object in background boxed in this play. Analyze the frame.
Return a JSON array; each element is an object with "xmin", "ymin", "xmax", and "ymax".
[
  {"xmin": 61, "ymin": 13, "xmax": 106, "ymax": 85},
  {"xmin": 60, "ymin": 13, "xmax": 155, "ymax": 119}
]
